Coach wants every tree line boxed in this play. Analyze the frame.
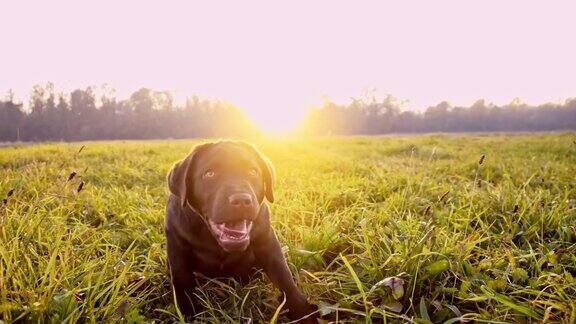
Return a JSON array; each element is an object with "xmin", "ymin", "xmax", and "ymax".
[
  {"xmin": 1, "ymin": 83, "xmax": 576, "ymax": 141},
  {"xmin": 0, "ymin": 83, "xmax": 256, "ymax": 142},
  {"xmin": 300, "ymin": 95, "xmax": 576, "ymax": 135}
]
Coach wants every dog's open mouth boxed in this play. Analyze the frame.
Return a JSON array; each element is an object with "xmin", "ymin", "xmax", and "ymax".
[{"xmin": 208, "ymin": 219, "xmax": 253, "ymax": 245}]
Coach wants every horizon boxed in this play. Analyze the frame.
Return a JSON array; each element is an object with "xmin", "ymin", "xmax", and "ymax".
[{"xmin": 2, "ymin": 1, "xmax": 576, "ymax": 132}]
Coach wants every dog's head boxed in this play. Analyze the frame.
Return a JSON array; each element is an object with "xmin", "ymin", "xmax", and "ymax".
[{"xmin": 167, "ymin": 141, "xmax": 274, "ymax": 252}]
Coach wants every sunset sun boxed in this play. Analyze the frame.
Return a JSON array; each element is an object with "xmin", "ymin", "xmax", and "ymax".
[
  {"xmin": 234, "ymin": 96, "xmax": 311, "ymax": 135},
  {"xmin": 244, "ymin": 106, "xmax": 305, "ymax": 134}
]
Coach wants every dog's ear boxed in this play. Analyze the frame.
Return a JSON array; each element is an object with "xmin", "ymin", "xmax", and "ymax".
[
  {"xmin": 240, "ymin": 142, "xmax": 275, "ymax": 203},
  {"xmin": 167, "ymin": 143, "xmax": 212, "ymax": 208},
  {"xmin": 259, "ymin": 153, "xmax": 275, "ymax": 203}
]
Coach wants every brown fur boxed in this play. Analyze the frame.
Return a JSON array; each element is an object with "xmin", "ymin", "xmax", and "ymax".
[{"xmin": 165, "ymin": 141, "xmax": 316, "ymax": 322}]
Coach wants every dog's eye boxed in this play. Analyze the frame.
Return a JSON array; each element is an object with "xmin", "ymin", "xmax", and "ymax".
[
  {"xmin": 248, "ymin": 168, "xmax": 258, "ymax": 177},
  {"xmin": 203, "ymin": 169, "xmax": 215, "ymax": 178}
]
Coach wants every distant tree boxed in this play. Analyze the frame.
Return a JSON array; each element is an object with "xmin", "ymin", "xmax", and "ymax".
[
  {"xmin": 0, "ymin": 90, "xmax": 24, "ymax": 141},
  {"xmin": 69, "ymin": 87, "xmax": 97, "ymax": 139},
  {"xmin": 153, "ymin": 91, "xmax": 173, "ymax": 112},
  {"xmin": 29, "ymin": 84, "xmax": 46, "ymax": 115},
  {"xmin": 55, "ymin": 92, "xmax": 71, "ymax": 139},
  {"xmin": 42, "ymin": 82, "xmax": 64, "ymax": 139},
  {"xmin": 70, "ymin": 87, "xmax": 96, "ymax": 115}
]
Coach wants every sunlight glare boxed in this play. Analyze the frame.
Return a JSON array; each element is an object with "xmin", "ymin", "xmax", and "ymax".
[{"xmin": 242, "ymin": 102, "xmax": 307, "ymax": 135}]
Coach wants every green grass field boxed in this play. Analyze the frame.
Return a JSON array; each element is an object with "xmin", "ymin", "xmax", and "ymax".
[{"xmin": 1, "ymin": 133, "xmax": 575, "ymax": 323}]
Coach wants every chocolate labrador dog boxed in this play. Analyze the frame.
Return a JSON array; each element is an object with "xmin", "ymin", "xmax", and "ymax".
[{"xmin": 165, "ymin": 141, "xmax": 316, "ymax": 322}]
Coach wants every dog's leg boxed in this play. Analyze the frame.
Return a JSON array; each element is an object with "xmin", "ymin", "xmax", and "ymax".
[
  {"xmin": 167, "ymin": 238, "xmax": 201, "ymax": 318},
  {"xmin": 254, "ymin": 229, "xmax": 317, "ymax": 323},
  {"xmin": 172, "ymin": 281, "xmax": 198, "ymax": 316}
]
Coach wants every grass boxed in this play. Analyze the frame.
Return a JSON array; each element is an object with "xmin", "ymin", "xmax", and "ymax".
[{"xmin": 0, "ymin": 133, "xmax": 575, "ymax": 323}]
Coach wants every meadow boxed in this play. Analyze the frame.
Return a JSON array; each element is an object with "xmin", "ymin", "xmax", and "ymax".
[{"xmin": 0, "ymin": 133, "xmax": 575, "ymax": 323}]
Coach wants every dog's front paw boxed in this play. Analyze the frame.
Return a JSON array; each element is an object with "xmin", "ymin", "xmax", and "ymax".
[{"xmin": 287, "ymin": 299, "xmax": 318, "ymax": 323}]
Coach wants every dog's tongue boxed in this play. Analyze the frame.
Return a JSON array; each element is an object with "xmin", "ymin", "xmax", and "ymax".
[{"xmin": 225, "ymin": 220, "xmax": 247, "ymax": 233}]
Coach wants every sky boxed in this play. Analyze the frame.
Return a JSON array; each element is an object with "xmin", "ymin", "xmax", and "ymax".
[{"xmin": 1, "ymin": 1, "xmax": 575, "ymax": 131}]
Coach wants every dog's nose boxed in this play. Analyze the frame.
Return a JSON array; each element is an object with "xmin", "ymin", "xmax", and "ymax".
[{"xmin": 228, "ymin": 193, "xmax": 253, "ymax": 208}]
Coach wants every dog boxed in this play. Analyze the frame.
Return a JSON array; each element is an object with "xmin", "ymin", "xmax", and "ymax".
[{"xmin": 165, "ymin": 141, "xmax": 316, "ymax": 322}]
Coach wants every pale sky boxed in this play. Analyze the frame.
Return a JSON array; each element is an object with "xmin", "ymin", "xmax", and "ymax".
[{"xmin": 1, "ymin": 1, "xmax": 575, "ymax": 131}]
